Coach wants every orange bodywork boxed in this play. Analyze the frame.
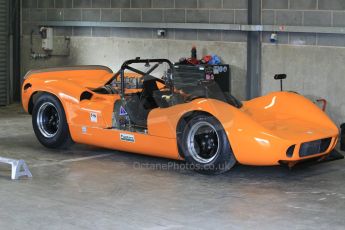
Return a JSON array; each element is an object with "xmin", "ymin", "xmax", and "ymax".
[{"xmin": 22, "ymin": 67, "xmax": 339, "ymax": 166}]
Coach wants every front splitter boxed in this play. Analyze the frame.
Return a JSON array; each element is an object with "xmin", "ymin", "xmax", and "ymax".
[{"xmin": 279, "ymin": 149, "xmax": 344, "ymax": 169}]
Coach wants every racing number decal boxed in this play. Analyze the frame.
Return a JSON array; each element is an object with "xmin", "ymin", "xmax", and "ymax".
[
  {"xmin": 120, "ymin": 133, "xmax": 135, "ymax": 143},
  {"xmin": 90, "ymin": 112, "xmax": 98, "ymax": 123}
]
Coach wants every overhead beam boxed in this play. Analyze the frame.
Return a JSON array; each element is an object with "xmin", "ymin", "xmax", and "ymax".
[
  {"xmin": 39, "ymin": 21, "xmax": 241, "ymax": 31},
  {"xmin": 36, "ymin": 21, "xmax": 345, "ymax": 35}
]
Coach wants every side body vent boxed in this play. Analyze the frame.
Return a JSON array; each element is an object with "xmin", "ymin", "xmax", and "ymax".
[{"xmin": 80, "ymin": 91, "xmax": 93, "ymax": 101}]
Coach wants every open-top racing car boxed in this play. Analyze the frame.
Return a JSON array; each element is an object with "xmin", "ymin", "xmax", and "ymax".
[{"xmin": 22, "ymin": 58, "xmax": 340, "ymax": 174}]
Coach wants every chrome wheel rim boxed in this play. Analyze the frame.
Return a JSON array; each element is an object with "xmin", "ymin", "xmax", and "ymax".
[
  {"xmin": 37, "ymin": 102, "xmax": 60, "ymax": 138},
  {"xmin": 187, "ymin": 121, "xmax": 220, "ymax": 164}
]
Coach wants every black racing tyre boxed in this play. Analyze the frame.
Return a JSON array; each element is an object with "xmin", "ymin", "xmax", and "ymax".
[
  {"xmin": 181, "ymin": 115, "xmax": 236, "ymax": 174},
  {"xmin": 32, "ymin": 93, "xmax": 74, "ymax": 149}
]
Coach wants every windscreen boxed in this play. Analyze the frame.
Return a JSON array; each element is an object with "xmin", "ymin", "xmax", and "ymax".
[{"xmin": 126, "ymin": 62, "xmax": 172, "ymax": 81}]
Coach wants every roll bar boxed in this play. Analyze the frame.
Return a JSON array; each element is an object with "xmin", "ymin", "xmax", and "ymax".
[{"xmin": 109, "ymin": 58, "xmax": 175, "ymax": 98}]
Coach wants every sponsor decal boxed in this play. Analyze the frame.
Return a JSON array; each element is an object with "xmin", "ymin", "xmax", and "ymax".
[
  {"xmin": 120, "ymin": 133, "xmax": 135, "ymax": 143},
  {"xmin": 82, "ymin": 126, "xmax": 87, "ymax": 134},
  {"xmin": 214, "ymin": 65, "xmax": 228, "ymax": 73},
  {"xmin": 119, "ymin": 106, "xmax": 128, "ymax": 116},
  {"xmin": 213, "ymin": 66, "xmax": 219, "ymax": 74},
  {"xmin": 90, "ymin": 112, "xmax": 98, "ymax": 123}
]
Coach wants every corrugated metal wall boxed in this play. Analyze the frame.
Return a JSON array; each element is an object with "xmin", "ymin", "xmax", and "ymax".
[{"xmin": 0, "ymin": 0, "xmax": 8, "ymax": 105}]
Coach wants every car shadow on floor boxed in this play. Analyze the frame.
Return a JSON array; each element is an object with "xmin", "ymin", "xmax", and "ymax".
[{"xmin": 65, "ymin": 145, "xmax": 345, "ymax": 182}]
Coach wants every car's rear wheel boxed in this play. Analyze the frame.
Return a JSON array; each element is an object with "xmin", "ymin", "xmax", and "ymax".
[
  {"xmin": 181, "ymin": 115, "xmax": 236, "ymax": 174},
  {"xmin": 32, "ymin": 93, "xmax": 74, "ymax": 149}
]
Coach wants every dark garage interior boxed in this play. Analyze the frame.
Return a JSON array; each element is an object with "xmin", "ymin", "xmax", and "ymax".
[{"xmin": 1, "ymin": 0, "xmax": 345, "ymax": 229}]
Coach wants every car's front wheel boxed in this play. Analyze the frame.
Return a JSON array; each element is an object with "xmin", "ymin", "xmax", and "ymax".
[
  {"xmin": 32, "ymin": 93, "xmax": 74, "ymax": 149},
  {"xmin": 181, "ymin": 115, "xmax": 236, "ymax": 174}
]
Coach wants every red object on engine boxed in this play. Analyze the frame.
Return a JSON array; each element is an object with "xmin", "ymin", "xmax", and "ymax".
[
  {"xmin": 186, "ymin": 46, "xmax": 199, "ymax": 65},
  {"xmin": 202, "ymin": 55, "xmax": 212, "ymax": 64}
]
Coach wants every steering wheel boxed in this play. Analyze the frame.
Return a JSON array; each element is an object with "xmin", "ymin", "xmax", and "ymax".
[{"xmin": 103, "ymin": 85, "xmax": 119, "ymax": 94}]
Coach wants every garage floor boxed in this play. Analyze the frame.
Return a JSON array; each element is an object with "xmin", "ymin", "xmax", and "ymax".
[{"xmin": 1, "ymin": 104, "xmax": 345, "ymax": 230}]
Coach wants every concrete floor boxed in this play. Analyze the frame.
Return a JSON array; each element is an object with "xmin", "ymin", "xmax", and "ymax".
[{"xmin": 0, "ymin": 104, "xmax": 345, "ymax": 230}]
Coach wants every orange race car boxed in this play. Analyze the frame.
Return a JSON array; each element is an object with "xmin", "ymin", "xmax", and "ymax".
[{"xmin": 22, "ymin": 58, "xmax": 340, "ymax": 174}]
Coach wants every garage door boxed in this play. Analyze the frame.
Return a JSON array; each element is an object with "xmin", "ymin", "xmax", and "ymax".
[{"xmin": 0, "ymin": 0, "xmax": 8, "ymax": 105}]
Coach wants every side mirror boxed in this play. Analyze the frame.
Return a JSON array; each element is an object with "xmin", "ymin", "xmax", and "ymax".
[
  {"xmin": 274, "ymin": 74, "xmax": 287, "ymax": 80},
  {"xmin": 273, "ymin": 74, "xmax": 287, "ymax": 91}
]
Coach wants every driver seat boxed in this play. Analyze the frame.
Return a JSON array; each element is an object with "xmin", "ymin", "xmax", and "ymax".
[
  {"xmin": 124, "ymin": 78, "xmax": 160, "ymax": 127},
  {"xmin": 125, "ymin": 94, "xmax": 149, "ymax": 127}
]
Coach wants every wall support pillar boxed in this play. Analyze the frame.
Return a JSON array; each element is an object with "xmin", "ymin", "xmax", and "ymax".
[{"xmin": 246, "ymin": 0, "xmax": 261, "ymax": 99}]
